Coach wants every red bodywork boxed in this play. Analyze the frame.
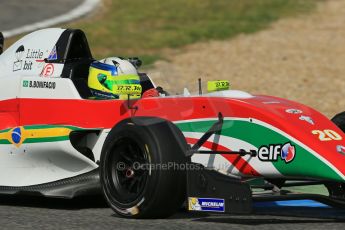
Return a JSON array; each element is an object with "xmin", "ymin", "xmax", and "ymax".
[{"xmin": 1, "ymin": 95, "xmax": 345, "ymax": 180}]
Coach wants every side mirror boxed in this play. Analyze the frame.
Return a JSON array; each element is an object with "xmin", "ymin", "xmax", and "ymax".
[{"xmin": 0, "ymin": 32, "xmax": 4, "ymax": 55}]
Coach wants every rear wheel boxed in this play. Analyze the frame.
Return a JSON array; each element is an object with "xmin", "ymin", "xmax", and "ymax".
[{"xmin": 100, "ymin": 117, "xmax": 188, "ymax": 218}]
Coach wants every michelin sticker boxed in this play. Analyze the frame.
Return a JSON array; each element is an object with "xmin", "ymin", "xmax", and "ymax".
[{"xmin": 188, "ymin": 197, "xmax": 225, "ymax": 212}]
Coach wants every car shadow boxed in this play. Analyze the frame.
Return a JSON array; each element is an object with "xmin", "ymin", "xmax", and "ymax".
[
  {"xmin": 0, "ymin": 194, "xmax": 108, "ymax": 210},
  {"xmin": 194, "ymin": 207, "xmax": 345, "ymax": 225},
  {"xmin": 168, "ymin": 206, "xmax": 345, "ymax": 225},
  {"xmin": 2, "ymin": 194, "xmax": 345, "ymax": 226},
  {"xmin": 192, "ymin": 216, "xmax": 345, "ymax": 225}
]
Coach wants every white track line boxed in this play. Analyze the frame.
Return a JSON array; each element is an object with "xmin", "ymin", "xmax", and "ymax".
[{"xmin": 2, "ymin": 0, "xmax": 100, "ymax": 38}]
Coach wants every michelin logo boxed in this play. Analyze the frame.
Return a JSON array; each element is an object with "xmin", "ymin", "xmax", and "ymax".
[{"xmin": 188, "ymin": 197, "xmax": 225, "ymax": 212}]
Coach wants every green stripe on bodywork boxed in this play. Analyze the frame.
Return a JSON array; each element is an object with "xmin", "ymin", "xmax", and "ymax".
[
  {"xmin": 0, "ymin": 125, "xmax": 82, "ymax": 145},
  {"xmin": 0, "ymin": 139, "xmax": 11, "ymax": 144},
  {"xmin": 0, "ymin": 128, "xmax": 11, "ymax": 134},
  {"xmin": 23, "ymin": 136, "xmax": 70, "ymax": 144},
  {"xmin": 177, "ymin": 119, "xmax": 343, "ymax": 181},
  {"xmin": 24, "ymin": 125, "xmax": 82, "ymax": 131}
]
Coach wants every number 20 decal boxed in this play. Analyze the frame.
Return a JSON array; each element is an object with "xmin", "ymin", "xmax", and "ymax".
[{"xmin": 311, "ymin": 129, "xmax": 342, "ymax": 141}]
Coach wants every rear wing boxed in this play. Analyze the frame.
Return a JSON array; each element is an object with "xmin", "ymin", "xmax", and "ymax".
[{"xmin": 0, "ymin": 32, "xmax": 3, "ymax": 55}]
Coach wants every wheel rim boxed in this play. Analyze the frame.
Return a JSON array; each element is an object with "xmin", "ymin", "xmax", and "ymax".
[{"xmin": 108, "ymin": 137, "xmax": 149, "ymax": 204}]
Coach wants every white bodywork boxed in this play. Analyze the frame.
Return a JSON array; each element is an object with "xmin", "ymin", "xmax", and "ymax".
[
  {"xmin": 0, "ymin": 29, "xmax": 100, "ymax": 186},
  {"xmin": 0, "ymin": 28, "xmax": 65, "ymax": 79},
  {"xmin": 0, "ymin": 28, "xmax": 253, "ymax": 187}
]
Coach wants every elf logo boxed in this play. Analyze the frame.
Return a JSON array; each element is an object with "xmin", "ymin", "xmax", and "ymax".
[{"xmin": 258, "ymin": 142, "xmax": 296, "ymax": 163}]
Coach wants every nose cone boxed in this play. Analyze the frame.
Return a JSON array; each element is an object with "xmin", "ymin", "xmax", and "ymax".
[{"xmin": 236, "ymin": 95, "xmax": 345, "ymax": 181}]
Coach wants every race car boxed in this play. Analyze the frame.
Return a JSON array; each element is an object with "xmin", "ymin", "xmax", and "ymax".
[{"xmin": 1, "ymin": 28, "xmax": 345, "ymax": 218}]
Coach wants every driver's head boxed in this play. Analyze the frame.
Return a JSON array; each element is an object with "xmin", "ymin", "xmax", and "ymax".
[{"xmin": 88, "ymin": 57, "xmax": 142, "ymax": 99}]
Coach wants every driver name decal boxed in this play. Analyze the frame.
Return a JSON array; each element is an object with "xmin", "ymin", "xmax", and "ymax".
[{"xmin": 22, "ymin": 80, "xmax": 56, "ymax": 89}]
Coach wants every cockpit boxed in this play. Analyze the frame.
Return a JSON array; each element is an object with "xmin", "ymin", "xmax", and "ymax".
[{"xmin": 53, "ymin": 29, "xmax": 155, "ymax": 99}]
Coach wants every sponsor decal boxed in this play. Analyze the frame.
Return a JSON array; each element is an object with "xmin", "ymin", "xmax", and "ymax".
[
  {"xmin": 258, "ymin": 142, "xmax": 296, "ymax": 163},
  {"xmin": 207, "ymin": 80, "xmax": 230, "ymax": 92},
  {"xmin": 23, "ymin": 60, "xmax": 33, "ymax": 70},
  {"xmin": 280, "ymin": 143, "xmax": 296, "ymax": 163},
  {"xmin": 336, "ymin": 145, "xmax": 345, "ymax": 155},
  {"xmin": 178, "ymin": 119, "xmax": 345, "ymax": 181},
  {"xmin": 41, "ymin": 64, "xmax": 54, "ymax": 77},
  {"xmin": 299, "ymin": 115, "xmax": 314, "ymax": 125},
  {"xmin": 13, "ymin": 45, "xmax": 25, "ymax": 71},
  {"xmin": 22, "ymin": 80, "xmax": 56, "ymax": 89},
  {"xmin": 14, "ymin": 47, "xmax": 46, "ymax": 71},
  {"xmin": 22, "ymin": 80, "xmax": 29, "ymax": 87},
  {"xmin": 26, "ymin": 48, "xmax": 44, "ymax": 70},
  {"xmin": 48, "ymin": 46, "xmax": 58, "ymax": 60},
  {"xmin": 0, "ymin": 125, "xmax": 82, "ymax": 148},
  {"xmin": 188, "ymin": 197, "xmax": 225, "ymax": 212},
  {"xmin": 26, "ymin": 48, "xmax": 44, "ymax": 60},
  {"xmin": 11, "ymin": 127, "xmax": 22, "ymax": 145},
  {"xmin": 312, "ymin": 129, "xmax": 342, "ymax": 141},
  {"xmin": 285, "ymin": 109, "xmax": 302, "ymax": 114}
]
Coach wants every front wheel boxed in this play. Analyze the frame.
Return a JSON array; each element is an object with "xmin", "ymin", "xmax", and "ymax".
[
  {"xmin": 332, "ymin": 111, "xmax": 345, "ymax": 133},
  {"xmin": 100, "ymin": 117, "xmax": 188, "ymax": 218},
  {"xmin": 325, "ymin": 112, "xmax": 345, "ymax": 203}
]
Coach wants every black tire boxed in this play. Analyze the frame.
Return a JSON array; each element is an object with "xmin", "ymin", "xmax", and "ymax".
[
  {"xmin": 100, "ymin": 117, "xmax": 189, "ymax": 218},
  {"xmin": 332, "ymin": 111, "xmax": 345, "ymax": 132},
  {"xmin": 326, "ymin": 112, "xmax": 345, "ymax": 202}
]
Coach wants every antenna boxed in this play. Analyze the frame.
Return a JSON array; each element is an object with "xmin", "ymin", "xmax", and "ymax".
[
  {"xmin": 198, "ymin": 78, "xmax": 202, "ymax": 95},
  {"xmin": 127, "ymin": 94, "xmax": 138, "ymax": 114}
]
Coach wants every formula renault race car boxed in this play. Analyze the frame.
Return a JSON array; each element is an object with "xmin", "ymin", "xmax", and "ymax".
[{"xmin": 1, "ymin": 29, "xmax": 345, "ymax": 218}]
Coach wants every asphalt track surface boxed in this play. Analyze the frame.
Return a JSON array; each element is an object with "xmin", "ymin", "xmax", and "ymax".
[
  {"xmin": 0, "ymin": 0, "xmax": 83, "ymax": 31},
  {"xmin": 1, "ymin": 1, "xmax": 345, "ymax": 229},
  {"xmin": 0, "ymin": 195, "xmax": 345, "ymax": 230}
]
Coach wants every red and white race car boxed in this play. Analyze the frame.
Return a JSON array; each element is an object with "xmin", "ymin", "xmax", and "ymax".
[{"xmin": 1, "ymin": 29, "xmax": 345, "ymax": 218}]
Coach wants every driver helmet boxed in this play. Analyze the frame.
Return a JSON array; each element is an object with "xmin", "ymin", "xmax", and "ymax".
[{"xmin": 88, "ymin": 57, "xmax": 142, "ymax": 99}]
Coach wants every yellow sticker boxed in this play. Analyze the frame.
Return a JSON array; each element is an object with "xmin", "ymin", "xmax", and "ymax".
[
  {"xmin": 113, "ymin": 84, "xmax": 142, "ymax": 95},
  {"xmin": 207, "ymin": 80, "xmax": 230, "ymax": 92}
]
